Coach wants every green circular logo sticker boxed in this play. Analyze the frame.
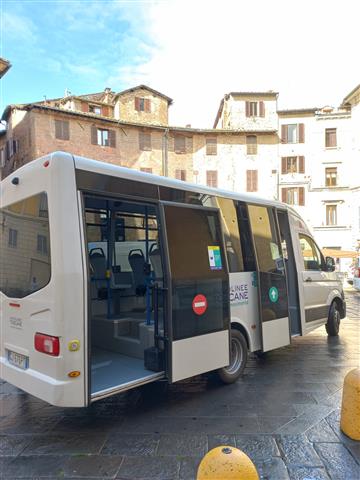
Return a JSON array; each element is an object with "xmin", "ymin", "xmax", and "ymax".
[{"xmin": 269, "ymin": 286, "xmax": 279, "ymax": 303}]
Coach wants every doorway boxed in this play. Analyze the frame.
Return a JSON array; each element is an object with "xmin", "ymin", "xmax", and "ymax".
[
  {"xmin": 84, "ymin": 195, "xmax": 166, "ymax": 397},
  {"xmin": 277, "ymin": 210, "xmax": 301, "ymax": 336}
]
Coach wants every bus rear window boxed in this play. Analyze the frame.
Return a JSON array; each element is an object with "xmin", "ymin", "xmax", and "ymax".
[{"xmin": 0, "ymin": 192, "xmax": 51, "ymax": 298}]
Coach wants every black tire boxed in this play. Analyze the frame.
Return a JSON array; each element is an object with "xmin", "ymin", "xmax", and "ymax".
[
  {"xmin": 217, "ymin": 329, "xmax": 247, "ymax": 384},
  {"xmin": 326, "ymin": 302, "xmax": 341, "ymax": 336}
]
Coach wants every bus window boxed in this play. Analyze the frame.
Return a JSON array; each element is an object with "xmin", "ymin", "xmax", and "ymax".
[
  {"xmin": 299, "ymin": 234, "xmax": 323, "ymax": 271},
  {"xmin": 0, "ymin": 192, "xmax": 51, "ymax": 298},
  {"xmin": 248, "ymin": 205, "xmax": 284, "ymax": 274},
  {"xmin": 216, "ymin": 197, "xmax": 244, "ymax": 272}
]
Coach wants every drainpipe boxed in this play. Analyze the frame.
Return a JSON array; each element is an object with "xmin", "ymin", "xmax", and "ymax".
[{"xmin": 162, "ymin": 128, "xmax": 169, "ymax": 177}]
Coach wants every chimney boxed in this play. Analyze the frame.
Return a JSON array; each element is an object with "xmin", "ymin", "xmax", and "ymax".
[{"xmin": 104, "ymin": 87, "xmax": 113, "ymax": 104}]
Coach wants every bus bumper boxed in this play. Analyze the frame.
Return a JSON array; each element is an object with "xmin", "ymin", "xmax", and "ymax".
[{"xmin": 0, "ymin": 357, "xmax": 86, "ymax": 407}]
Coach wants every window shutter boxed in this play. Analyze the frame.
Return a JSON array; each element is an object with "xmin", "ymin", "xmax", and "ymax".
[
  {"xmin": 91, "ymin": 126, "xmax": 98, "ymax": 145},
  {"xmin": 102, "ymin": 106, "xmax": 109, "ymax": 117},
  {"xmin": 63, "ymin": 121, "xmax": 69, "ymax": 140},
  {"xmin": 246, "ymin": 171, "xmax": 251, "ymax": 191},
  {"xmin": 259, "ymin": 101, "xmax": 265, "ymax": 117},
  {"xmin": 281, "ymin": 157, "xmax": 287, "ymax": 174},
  {"xmin": 281, "ymin": 125, "xmax": 287, "ymax": 143},
  {"xmin": 186, "ymin": 136, "xmax": 193, "ymax": 154},
  {"xmin": 109, "ymin": 130, "xmax": 116, "ymax": 148},
  {"xmin": 81, "ymin": 102, "xmax": 89, "ymax": 113},
  {"xmin": 253, "ymin": 170, "xmax": 258, "ymax": 191},
  {"xmin": 299, "ymin": 187, "xmax": 305, "ymax": 206},
  {"xmin": 245, "ymin": 101, "xmax": 250, "ymax": 117},
  {"xmin": 6, "ymin": 140, "xmax": 10, "ymax": 160},
  {"xmin": 55, "ymin": 120, "xmax": 62, "ymax": 139},
  {"xmin": 299, "ymin": 123, "xmax": 305, "ymax": 143},
  {"xmin": 282, "ymin": 188, "xmax": 287, "ymax": 203},
  {"xmin": 135, "ymin": 97, "xmax": 140, "ymax": 111},
  {"xmin": 145, "ymin": 99, "xmax": 151, "ymax": 113},
  {"xmin": 298, "ymin": 156, "xmax": 305, "ymax": 173}
]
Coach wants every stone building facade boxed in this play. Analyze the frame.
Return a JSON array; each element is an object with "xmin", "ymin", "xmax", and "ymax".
[{"xmin": 1, "ymin": 83, "xmax": 359, "ymax": 272}]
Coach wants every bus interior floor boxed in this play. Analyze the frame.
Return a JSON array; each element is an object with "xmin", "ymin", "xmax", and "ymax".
[{"xmin": 90, "ymin": 347, "xmax": 162, "ymax": 395}]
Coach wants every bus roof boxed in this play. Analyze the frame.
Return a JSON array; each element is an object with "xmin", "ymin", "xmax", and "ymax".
[{"xmin": 72, "ymin": 152, "xmax": 288, "ymax": 210}]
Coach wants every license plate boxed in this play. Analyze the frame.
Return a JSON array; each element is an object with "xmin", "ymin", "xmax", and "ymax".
[{"xmin": 7, "ymin": 350, "xmax": 29, "ymax": 370}]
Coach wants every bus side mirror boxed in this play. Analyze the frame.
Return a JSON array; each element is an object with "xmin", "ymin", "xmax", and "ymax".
[{"xmin": 325, "ymin": 256, "xmax": 335, "ymax": 272}]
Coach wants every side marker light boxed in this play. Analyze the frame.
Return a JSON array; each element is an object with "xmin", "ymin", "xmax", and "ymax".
[{"xmin": 68, "ymin": 371, "xmax": 81, "ymax": 378}]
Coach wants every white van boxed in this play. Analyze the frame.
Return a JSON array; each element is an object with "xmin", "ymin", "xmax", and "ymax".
[{"xmin": 0, "ymin": 152, "xmax": 346, "ymax": 406}]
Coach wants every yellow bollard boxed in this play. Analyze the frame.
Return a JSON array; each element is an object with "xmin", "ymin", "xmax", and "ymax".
[
  {"xmin": 197, "ymin": 446, "xmax": 259, "ymax": 480},
  {"xmin": 340, "ymin": 368, "xmax": 360, "ymax": 440}
]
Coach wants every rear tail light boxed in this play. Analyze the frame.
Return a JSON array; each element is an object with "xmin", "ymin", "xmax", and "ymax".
[{"xmin": 34, "ymin": 333, "xmax": 60, "ymax": 356}]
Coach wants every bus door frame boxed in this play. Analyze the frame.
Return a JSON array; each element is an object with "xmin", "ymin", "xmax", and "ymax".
[{"xmin": 246, "ymin": 203, "xmax": 291, "ymax": 352}]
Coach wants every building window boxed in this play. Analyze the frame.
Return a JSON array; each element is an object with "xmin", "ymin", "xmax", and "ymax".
[
  {"xmin": 38, "ymin": 192, "xmax": 49, "ymax": 218},
  {"xmin": 175, "ymin": 169, "xmax": 186, "ymax": 181},
  {"xmin": 281, "ymin": 124, "xmax": 305, "ymax": 143},
  {"xmin": 139, "ymin": 131, "xmax": 151, "ymax": 151},
  {"xmin": 135, "ymin": 97, "xmax": 151, "ymax": 112},
  {"xmin": 206, "ymin": 170, "xmax": 218, "ymax": 188},
  {"xmin": 37, "ymin": 234, "xmax": 48, "ymax": 254},
  {"xmin": 89, "ymin": 105, "xmax": 102, "ymax": 115},
  {"xmin": 246, "ymin": 135, "xmax": 257, "ymax": 155},
  {"xmin": 325, "ymin": 128, "xmax": 337, "ymax": 148},
  {"xmin": 206, "ymin": 137, "xmax": 217, "ymax": 155},
  {"xmin": 325, "ymin": 167, "xmax": 337, "ymax": 186},
  {"xmin": 8, "ymin": 228, "xmax": 18, "ymax": 248},
  {"xmin": 281, "ymin": 187, "xmax": 305, "ymax": 206},
  {"xmin": 0, "ymin": 148, "xmax": 5, "ymax": 167},
  {"xmin": 281, "ymin": 156, "xmax": 305, "ymax": 174},
  {"xmin": 326, "ymin": 205, "xmax": 337, "ymax": 225},
  {"xmin": 54, "ymin": 120, "xmax": 70, "ymax": 140},
  {"xmin": 245, "ymin": 101, "xmax": 265, "ymax": 117},
  {"xmin": 140, "ymin": 167, "xmax": 152, "ymax": 174},
  {"xmin": 174, "ymin": 135, "xmax": 186, "ymax": 154},
  {"xmin": 246, "ymin": 170, "xmax": 258, "ymax": 192},
  {"xmin": 91, "ymin": 126, "xmax": 116, "ymax": 147}
]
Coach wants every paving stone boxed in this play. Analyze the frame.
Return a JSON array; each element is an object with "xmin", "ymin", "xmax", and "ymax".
[
  {"xmin": 254, "ymin": 456, "xmax": 289, "ymax": 480},
  {"xmin": 325, "ymin": 408, "xmax": 360, "ymax": 446},
  {"xmin": 287, "ymin": 465, "xmax": 330, "ymax": 479},
  {"xmin": 64, "ymin": 454, "xmax": 123, "ymax": 478},
  {"xmin": 0, "ymin": 415, "xmax": 59, "ymax": 434},
  {"xmin": 101, "ymin": 433, "xmax": 158, "ymax": 456},
  {"xmin": 53, "ymin": 414, "xmax": 124, "ymax": 433},
  {"xmin": 157, "ymin": 434, "xmax": 207, "ymax": 457},
  {"xmin": 1, "ymin": 454, "xmax": 69, "ymax": 478},
  {"xmin": 277, "ymin": 435, "xmax": 323, "ymax": 467},
  {"xmin": 306, "ymin": 418, "xmax": 340, "ymax": 442},
  {"xmin": 347, "ymin": 443, "xmax": 360, "ymax": 464},
  {"xmin": 21, "ymin": 433, "xmax": 106, "ymax": 456},
  {"xmin": 179, "ymin": 456, "xmax": 202, "ymax": 479},
  {"xmin": 235, "ymin": 434, "xmax": 280, "ymax": 460},
  {"xmin": 275, "ymin": 405, "xmax": 334, "ymax": 435},
  {"xmin": 116, "ymin": 456, "xmax": 179, "ymax": 479},
  {"xmin": 0, "ymin": 435, "xmax": 32, "ymax": 456},
  {"xmin": 314, "ymin": 442, "xmax": 360, "ymax": 480},
  {"xmin": 120, "ymin": 415, "xmax": 259, "ymax": 435},
  {"xmin": 258, "ymin": 416, "xmax": 294, "ymax": 433},
  {"xmin": 207, "ymin": 434, "xmax": 236, "ymax": 450}
]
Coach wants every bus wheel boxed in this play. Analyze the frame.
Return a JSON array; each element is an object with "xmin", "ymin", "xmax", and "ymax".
[
  {"xmin": 326, "ymin": 302, "xmax": 340, "ymax": 336},
  {"xmin": 217, "ymin": 330, "xmax": 247, "ymax": 384}
]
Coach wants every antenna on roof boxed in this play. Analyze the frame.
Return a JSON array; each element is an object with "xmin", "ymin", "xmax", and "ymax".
[
  {"xmin": 43, "ymin": 95, "xmax": 47, "ymax": 103},
  {"xmin": 64, "ymin": 88, "xmax": 71, "ymax": 98}
]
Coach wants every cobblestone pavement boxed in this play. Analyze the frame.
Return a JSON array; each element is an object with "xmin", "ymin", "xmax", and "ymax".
[{"xmin": 0, "ymin": 291, "xmax": 359, "ymax": 479}]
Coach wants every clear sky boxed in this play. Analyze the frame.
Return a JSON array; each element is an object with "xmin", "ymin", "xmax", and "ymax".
[{"xmin": 1, "ymin": 0, "xmax": 359, "ymax": 128}]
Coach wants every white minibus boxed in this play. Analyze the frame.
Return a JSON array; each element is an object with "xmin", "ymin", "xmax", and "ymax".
[{"xmin": 0, "ymin": 152, "xmax": 346, "ymax": 407}]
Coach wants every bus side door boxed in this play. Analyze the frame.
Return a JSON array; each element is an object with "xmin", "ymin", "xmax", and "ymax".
[
  {"xmin": 161, "ymin": 203, "xmax": 230, "ymax": 382},
  {"xmin": 248, "ymin": 204, "xmax": 290, "ymax": 352}
]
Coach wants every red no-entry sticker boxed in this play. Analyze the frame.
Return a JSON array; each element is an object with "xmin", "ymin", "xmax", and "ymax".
[{"xmin": 192, "ymin": 294, "xmax": 208, "ymax": 315}]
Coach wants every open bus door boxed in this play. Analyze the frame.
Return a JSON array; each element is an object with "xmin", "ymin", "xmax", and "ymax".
[
  {"xmin": 247, "ymin": 204, "xmax": 290, "ymax": 352},
  {"xmin": 161, "ymin": 203, "xmax": 230, "ymax": 382}
]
